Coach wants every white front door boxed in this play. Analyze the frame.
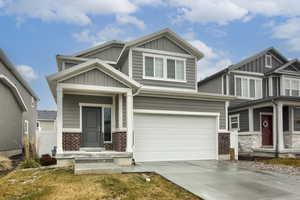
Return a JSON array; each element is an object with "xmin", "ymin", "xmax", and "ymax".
[{"xmin": 133, "ymin": 113, "xmax": 217, "ymax": 162}]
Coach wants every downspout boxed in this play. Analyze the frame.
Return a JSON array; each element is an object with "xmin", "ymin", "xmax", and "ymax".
[{"xmin": 271, "ymin": 100, "xmax": 279, "ymax": 158}]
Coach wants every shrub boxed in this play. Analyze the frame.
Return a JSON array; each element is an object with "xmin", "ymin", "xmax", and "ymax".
[
  {"xmin": 19, "ymin": 158, "xmax": 40, "ymax": 169},
  {"xmin": 0, "ymin": 156, "xmax": 12, "ymax": 171},
  {"xmin": 39, "ymin": 154, "xmax": 57, "ymax": 166}
]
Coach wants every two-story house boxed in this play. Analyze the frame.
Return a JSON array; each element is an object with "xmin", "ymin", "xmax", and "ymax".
[
  {"xmin": 198, "ymin": 47, "xmax": 300, "ymax": 158},
  {"xmin": 47, "ymin": 29, "xmax": 234, "ymax": 166}
]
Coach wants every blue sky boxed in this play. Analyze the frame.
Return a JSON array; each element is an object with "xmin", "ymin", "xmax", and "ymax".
[{"xmin": 1, "ymin": 0, "xmax": 300, "ymax": 110}]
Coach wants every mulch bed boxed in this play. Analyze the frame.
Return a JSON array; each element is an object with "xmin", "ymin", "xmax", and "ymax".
[{"xmin": 0, "ymin": 154, "xmax": 23, "ymax": 176}]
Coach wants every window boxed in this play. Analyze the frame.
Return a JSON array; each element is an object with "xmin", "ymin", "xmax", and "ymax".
[
  {"xmin": 103, "ymin": 107, "xmax": 112, "ymax": 142},
  {"xmin": 284, "ymin": 78, "xmax": 300, "ymax": 96},
  {"xmin": 265, "ymin": 55, "xmax": 272, "ymax": 68},
  {"xmin": 143, "ymin": 53, "xmax": 186, "ymax": 82},
  {"xmin": 235, "ymin": 76, "xmax": 262, "ymax": 99},
  {"xmin": 31, "ymin": 97, "xmax": 35, "ymax": 108},
  {"xmin": 229, "ymin": 115, "xmax": 240, "ymax": 130},
  {"xmin": 24, "ymin": 120, "xmax": 29, "ymax": 135}
]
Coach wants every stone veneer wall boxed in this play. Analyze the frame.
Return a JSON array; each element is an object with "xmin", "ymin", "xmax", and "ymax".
[
  {"xmin": 218, "ymin": 132, "xmax": 230, "ymax": 155},
  {"xmin": 112, "ymin": 132, "xmax": 127, "ymax": 152},
  {"xmin": 238, "ymin": 134, "xmax": 261, "ymax": 153},
  {"xmin": 293, "ymin": 134, "xmax": 300, "ymax": 148}
]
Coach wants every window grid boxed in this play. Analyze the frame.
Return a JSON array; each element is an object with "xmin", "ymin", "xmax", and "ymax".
[
  {"xmin": 235, "ymin": 76, "xmax": 262, "ymax": 99},
  {"xmin": 284, "ymin": 78, "xmax": 300, "ymax": 97}
]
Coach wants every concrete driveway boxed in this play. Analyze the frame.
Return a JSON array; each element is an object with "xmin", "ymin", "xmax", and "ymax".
[{"xmin": 130, "ymin": 161, "xmax": 300, "ymax": 200}]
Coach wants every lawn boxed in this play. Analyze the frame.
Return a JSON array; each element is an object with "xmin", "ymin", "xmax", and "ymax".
[
  {"xmin": 260, "ymin": 158, "xmax": 300, "ymax": 167},
  {"xmin": 0, "ymin": 168, "xmax": 202, "ymax": 200}
]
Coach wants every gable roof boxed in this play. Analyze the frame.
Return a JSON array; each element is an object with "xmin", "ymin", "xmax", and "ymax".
[
  {"xmin": 38, "ymin": 110, "xmax": 57, "ymax": 120},
  {"xmin": 47, "ymin": 59, "xmax": 142, "ymax": 97},
  {"xmin": 265, "ymin": 59, "xmax": 300, "ymax": 75},
  {"xmin": 0, "ymin": 49, "xmax": 38, "ymax": 100}
]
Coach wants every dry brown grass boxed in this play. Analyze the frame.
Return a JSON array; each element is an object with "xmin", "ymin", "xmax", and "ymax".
[
  {"xmin": 0, "ymin": 168, "xmax": 202, "ymax": 200},
  {"xmin": 261, "ymin": 158, "xmax": 300, "ymax": 167},
  {"xmin": 0, "ymin": 156, "xmax": 12, "ymax": 171}
]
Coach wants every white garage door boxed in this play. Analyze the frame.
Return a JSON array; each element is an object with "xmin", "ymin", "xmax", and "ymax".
[{"xmin": 133, "ymin": 113, "xmax": 217, "ymax": 162}]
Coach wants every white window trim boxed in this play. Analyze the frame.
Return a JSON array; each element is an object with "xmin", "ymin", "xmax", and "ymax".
[
  {"xmin": 229, "ymin": 114, "xmax": 240, "ymax": 131},
  {"xmin": 79, "ymin": 103, "xmax": 113, "ymax": 143},
  {"xmin": 234, "ymin": 75, "xmax": 263, "ymax": 100},
  {"xmin": 24, "ymin": 120, "xmax": 29, "ymax": 135},
  {"xmin": 283, "ymin": 77, "xmax": 300, "ymax": 97},
  {"xmin": 143, "ymin": 53, "xmax": 187, "ymax": 83},
  {"xmin": 265, "ymin": 55, "xmax": 272, "ymax": 68}
]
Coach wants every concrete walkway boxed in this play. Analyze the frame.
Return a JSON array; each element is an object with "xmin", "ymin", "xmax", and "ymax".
[{"xmin": 127, "ymin": 161, "xmax": 300, "ymax": 200}]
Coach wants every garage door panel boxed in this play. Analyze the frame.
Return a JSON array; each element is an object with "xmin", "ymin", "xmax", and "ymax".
[{"xmin": 134, "ymin": 113, "xmax": 217, "ymax": 162}]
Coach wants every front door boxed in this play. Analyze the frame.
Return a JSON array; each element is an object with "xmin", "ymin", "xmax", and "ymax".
[
  {"xmin": 82, "ymin": 107, "xmax": 103, "ymax": 147},
  {"xmin": 261, "ymin": 115, "xmax": 273, "ymax": 146}
]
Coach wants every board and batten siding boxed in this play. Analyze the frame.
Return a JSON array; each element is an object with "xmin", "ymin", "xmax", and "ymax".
[
  {"xmin": 63, "ymin": 94, "xmax": 113, "ymax": 129},
  {"xmin": 198, "ymin": 75, "xmax": 223, "ymax": 94},
  {"xmin": 62, "ymin": 68, "xmax": 128, "ymax": 88},
  {"xmin": 138, "ymin": 36, "xmax": 189, "ymax": 54},
  {"xmin": 132, "ymin": 50, "xmax": 196, "ymax": 90},
  {"xmin": 80, "ymin": 46, "xmax": 123, "ymax": 62},
  {"xmin": 133, "ymin": 96, "xmax": 226, "ymax": 130},
  {"xmin": 0, "ymin": 81, "xmax": 23, "ymax": 151}
]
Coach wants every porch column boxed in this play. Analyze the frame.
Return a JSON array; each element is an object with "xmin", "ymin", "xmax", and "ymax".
[
  {"xmin": 277, "ymin": 102, "xmax": 284, "ymax": 151},
  {"xmin": 249, "ymin": 107, "xmax": 254, "ymax": 132},
  {"xmin": 56, "ymin": 86, "xmax": 63, "ymax": 154},
  {"xmin": 118, "ymin": 94, "xmax": 123, "ymax": 128},
  {"xmin": 126, "ymin": 90, "xmax": 133, "ymax": 152}
]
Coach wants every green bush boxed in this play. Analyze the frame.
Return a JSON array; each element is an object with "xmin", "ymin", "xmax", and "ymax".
[
  {"xmin": 0, "ymin": 156, "xmax": 12, "ymax": 171},
  {"xmin": 19, "ymin": 158, "xmax": 40, "ymax": 169}
]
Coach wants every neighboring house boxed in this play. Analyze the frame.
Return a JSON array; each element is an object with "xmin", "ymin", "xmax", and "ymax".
[
  {"xmin": 47, "ymin": 28, "xmax": 234, "ymax": 165},
  {"xmin": 198, "ymin": 47, "xmax": 300, "ymax": 157},
  {"xmin": 0, "ymin": 49, "xmax": 38, "ymax": 157},
  {"xmin": 37, "ymin": 110, "xmax": 57, "ymax": 131}
]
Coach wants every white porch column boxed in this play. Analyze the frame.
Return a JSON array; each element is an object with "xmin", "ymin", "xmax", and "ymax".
[
  {"xmin": 249, "ymin": 107, "xmax": 254, "ymax": 132},
  {"xmin": 56, "ymin": 86, "xmax": 63, "ymax": 154},
  {"xmin": 118, "ymin": 94, "xmax": 123, "ymax": 128},
  {"xmin": 126, "ymin": 90, "xmax": 133, "ymax": 152},
  {"xmin": 277, "ymin": 102, "xmax": 284, "ymax": 151}
]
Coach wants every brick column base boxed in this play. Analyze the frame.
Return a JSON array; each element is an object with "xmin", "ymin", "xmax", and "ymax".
[
  {"xmin": 112, "ymin": 132, "xmax": 127, "ymax": 152},
  {"xmin": 218, "ymin": 132, "xmax": 230, "ymax": 155},
  {"xmin": 63, "ymin": 133, "xmax": 81, "ymax": 151}
]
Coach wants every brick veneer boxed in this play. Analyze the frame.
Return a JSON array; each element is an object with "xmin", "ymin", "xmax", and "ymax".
[
  {"xmin": 63, "ymin": 132, "xmax": 81, "ymax": 151},
  {"xmin": 218, "ymin": 132, "xmax": 230, "ymax": 155},
  {"xmin": 112, "ymin": 132, "xmax": 127, "ymax": 152}
]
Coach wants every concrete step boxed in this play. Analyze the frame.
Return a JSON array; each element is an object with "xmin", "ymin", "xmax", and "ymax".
[
  {"xmin": 79, "ymin": 147, "xmax": 105, "ymax": 152},
  {"xmin": 75, "ymin": 157, "xmax": 114, "ymax": 164},
  {"xmin": 74, "ymin": 162, "xmax": 123, "ymax": 175}
]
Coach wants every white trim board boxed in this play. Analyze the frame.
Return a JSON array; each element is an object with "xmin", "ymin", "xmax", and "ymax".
[
  {"xmin": 133, "ymin": 109, "xmax": 220, "ymax": 117},
  {"xmin": 59, "ymin": 83, "xmax": 132, "ymax": 94},
  {"xmin": 132, "ymin": 47, "xmax": 194, "ymax": 59}
]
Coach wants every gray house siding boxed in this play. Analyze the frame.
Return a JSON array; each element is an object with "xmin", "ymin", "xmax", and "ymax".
[
  {"xmin": 122, "ymin": 95, "xmax": 127, "ymax": 128},
  {"xmin": 62, "ymin": 68, "xmax": 128, "ymax": 88},
  {"xmin": 133, "ymin": 96, "xmax": 226, "ymax": 130},
  {"xmin": 120, "ymin": 57, "xmax": 129, "ymax": 76},
  {"xmin": 64, "ymin": 60, "xmax": 85, "ymax": 70},
  {"xmin": 138, "ymin": 36, "xmax": 189, "ymax": 54},
  {"xmin": 63, "ymin": 94, "xmax": 112, "ymax": 129},
  {"xmin": 229, "ymin": 109, "xmax": 249, "ymax": 132},
  {"xmin": 0, "ymin": 61, "xmax": 37, "ymax": 143},
  {"xmin": 132, "ymin": 50, "xmax": 196, "ymax": 90},
  {"xmin": 198, "ymin": 75, "xmax": 223, "ymax": 94},
  {"xmin": 80, "ymin": 46, "xmax": 123, "ymax": 62},
  {"xmin": 0, "ymin": 82, "xmax": 23, "ymax": 151}
]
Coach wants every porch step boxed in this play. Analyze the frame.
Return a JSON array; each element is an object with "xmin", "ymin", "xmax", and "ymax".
[
  {"xmin": 74, "ymin": 162, "xmax": 123, "ymax": 175},
  {"xmin": 79, "ymin": 147, "xmax": 105, "ymax": 152},
  {"xmin": 75, "ymin": 157, "xmax": 114, "ymax": 164}
]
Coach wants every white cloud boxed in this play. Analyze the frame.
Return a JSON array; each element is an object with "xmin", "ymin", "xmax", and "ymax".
[
  {"xmin": 1, "ymin": 0, "xmax": 137, "ymax": 25},
  {"xmin": 116, "ymin": 15, "xmax": 146, "ymax": 29},
  {"xmin": 271, "ymin": 17, "xmax": 300, "ymax": 52},
  {"xmin": 16, "ymin": 65, "xmax": 38, "ymax": 81},
  {"xmin": 73, "ymin": 25, "xmax": 124, "ymax": 45}
]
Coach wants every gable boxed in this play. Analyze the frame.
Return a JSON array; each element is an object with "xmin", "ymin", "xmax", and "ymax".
[
  {"xmin": 61, "ymin": 68, "xmax": 128, "ymax": 88},
  {"xmin": 79, "ymin": 45, "xmax": 123, "ymax": 62},
  {"xmin": 138, "ymin": 36, "xmax": 190, "ymax": 54},
  {"xmin": 277, "ymin": 60, "xmax": 300, "ymax": 73}
]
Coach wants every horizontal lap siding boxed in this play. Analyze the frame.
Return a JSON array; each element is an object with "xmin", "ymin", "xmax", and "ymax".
[
  {"xmin": 80, "ymin": 46, "xmax": 123, "ymax": 62},
  {"xmin": 63, "ymin": 94, "xmax": 112, "ymax": 129},
  {"xmin": 62, "ymin": 68, "xmax": 127, "ymax": 88},
  {"xmin": 132, "ymin": 50, "xmax": 196, "ymax": 89},
  {"xmin": 133, "ymin": 96, "xmax": 226, "ymax": 130},
  {"xmin": 198, "ymin": 75, "xmax": 223, "ymax": 94}
]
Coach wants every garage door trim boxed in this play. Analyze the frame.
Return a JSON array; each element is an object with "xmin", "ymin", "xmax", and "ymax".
[{"xmin": 133, "ymin": 109, "xmax": 220, "ymax": 160}]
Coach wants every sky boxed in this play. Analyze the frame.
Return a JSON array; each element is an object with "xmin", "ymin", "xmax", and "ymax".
[{"xmin": 1, "ymin": 0, "xmax": 300, "ymax": 110}]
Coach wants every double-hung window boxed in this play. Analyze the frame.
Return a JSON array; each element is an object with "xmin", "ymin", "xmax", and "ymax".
[
  {"xmin": 284, "ymin": 78, "xmax": 300, "ymax": 96},
  {"xmin": 235, "ymin": 76, "xmax": 262, "ymax": 99},
  {"xmin": 229, "ymin": 115, "xmax": 240, "ymax": 130},
  {"xmin": 144, "ymin": 53, "xmax": 186, "ymax": 82},
  {"xmin": 24, "ymin": 120, "xmax": 29, "ymax": 135},
  {"xmin": 265, "ymin": 55, "xmax": 272, "ymax": 68}
]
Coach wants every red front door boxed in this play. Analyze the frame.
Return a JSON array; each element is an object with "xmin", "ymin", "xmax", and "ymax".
[{"xmin": 261, "ymin": 115, "xmax": 273, "ymax": 146}]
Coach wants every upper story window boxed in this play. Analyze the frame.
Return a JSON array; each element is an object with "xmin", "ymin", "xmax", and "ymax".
[
  {"xmin": 31, "ymin": 97, "xmax": 35, "ymax": 108},
  {"xmin": 235, "ymin": 76, "xmax": 262, "ymax": 99},
  {"xmin": 24, "ymin": 120, "xmax": 29, "ymax": 135},
  {"xmin": 265, "ymin": 55, "xmax": 272, "ymax": 68},
  {"xmin": 143, "ymin": 53, "xmax": 186, "ymax": 82},
  {"xmin": 284, "ymin": 78, "xmax": 300, "ymax": 96}
]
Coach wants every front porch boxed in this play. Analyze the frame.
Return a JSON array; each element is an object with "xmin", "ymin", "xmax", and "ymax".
[{"xmin": 231, "ymin": 97, "xmax": 300, "ymax": 158}]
